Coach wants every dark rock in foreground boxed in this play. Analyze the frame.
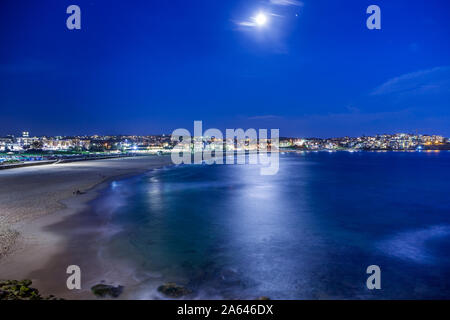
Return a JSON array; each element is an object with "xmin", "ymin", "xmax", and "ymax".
[
  {"xmin": 91, "ymin": 284, "xmax": 124, "ymax": 298},
  {"xmin": 157, "ymin": 282, "xmax": 192, "ymax": 298},
  {"xmin": 0, "ymin": 279, "xmax": 60, "ymax": 300}
]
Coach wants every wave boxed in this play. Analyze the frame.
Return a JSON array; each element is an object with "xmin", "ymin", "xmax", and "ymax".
[{"xmin": 376, "ymin": 225, "xmax": 450, "ymax": 264}]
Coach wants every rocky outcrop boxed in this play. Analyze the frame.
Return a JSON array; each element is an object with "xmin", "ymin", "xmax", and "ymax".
[
  {"xmin": 0, "ymin": 279, "xmax": 59, "ymax": 300},
  {"xmin": 91, "ymin": 284, "xmax": 124, "ymax": 298},
  {"xmin": 157, "ymin": 282, "xmax": 192, "ymax": 298}
]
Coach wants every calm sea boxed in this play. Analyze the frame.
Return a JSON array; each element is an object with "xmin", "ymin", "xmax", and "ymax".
[{"xmin": 93, "ymin": 151, "xmax": 450, "ymax": 299}]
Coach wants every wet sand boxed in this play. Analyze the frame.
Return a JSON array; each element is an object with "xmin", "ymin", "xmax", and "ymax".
[{"xmin": 0, "ymin": 155, "xmax": 172, "ymax": 298}]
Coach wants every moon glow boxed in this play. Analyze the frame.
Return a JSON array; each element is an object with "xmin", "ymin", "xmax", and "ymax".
[{"xmin": 254, "ymin": 13, "xmax": 268, "ymax": 26}]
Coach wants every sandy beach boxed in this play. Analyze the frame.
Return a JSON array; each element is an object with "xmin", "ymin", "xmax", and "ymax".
[{"xmin": 0, "ymin": 155, "xmax": 172, "ymax": 298}]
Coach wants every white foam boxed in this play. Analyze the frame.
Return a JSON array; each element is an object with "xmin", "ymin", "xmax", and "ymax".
[{"xmin": 377, "ymin": 225, "xmax": 450, "ymax": 264}]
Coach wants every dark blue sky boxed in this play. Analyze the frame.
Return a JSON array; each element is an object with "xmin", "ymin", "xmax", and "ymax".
[{"xmin": 1, "ymin": 0, "xmax": 449, "ymax": 137}]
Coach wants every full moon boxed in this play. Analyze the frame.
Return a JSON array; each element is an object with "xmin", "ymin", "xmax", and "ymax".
[{"xmin": 255, "ymin": 13, "xmax": 267, "ymax": 26}]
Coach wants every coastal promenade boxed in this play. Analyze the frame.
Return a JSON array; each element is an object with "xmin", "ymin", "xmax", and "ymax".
[{"xmin": 0, "ymin": 153, "xmax": 149, "ymax": 170}]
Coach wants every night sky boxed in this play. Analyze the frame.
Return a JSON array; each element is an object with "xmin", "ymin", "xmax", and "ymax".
[{"xmin": 0, "ymin": 0, "xmax": 449, "ymax": 137}]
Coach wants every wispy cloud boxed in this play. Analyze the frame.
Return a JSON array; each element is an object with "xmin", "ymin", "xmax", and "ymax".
[
  {"xmin": 235, "ymin": 0, "xmax": 300, "ymax": 28},
  {"xmin": 237, "ymin": 21, "xmax": 257, "ymax": 27},
  {"xmin": 236, "ymin": 12, "xmax": 283, "ymax": 28},
  {"xmin": 371, "ymin": 66, "xmax": 450, "ymax": 96},
  {"xmin": 270, "ymin": 0, "xmax": 304, "ymax": 6}
]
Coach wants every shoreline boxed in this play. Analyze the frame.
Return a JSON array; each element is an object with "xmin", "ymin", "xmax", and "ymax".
[
  {"xmin": 0, "ymin": 155, "xmax": 173, "ymax": 299},
  {"xmin": 2, "ymin": 151, "xmax": 449, "ymax": 299}
]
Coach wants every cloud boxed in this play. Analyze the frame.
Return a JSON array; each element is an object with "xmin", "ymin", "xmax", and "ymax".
[
  {"xmin": 235, "ymin": 12, "xmax": 281, "ymax": 28},
  {"xmin": 270, "ymin": 0, "xmax": 304, "ymax": 6},
  {"xmin": 234, "ymin": 1, "xmax": 298, "ymax": 29},
  {"xmin": 237, "ymin": 21, "xmax": 257, "ymax": 27},
  {"xmin": 371, "ymin": 66, "xmax": 450, "ymax": 96}
]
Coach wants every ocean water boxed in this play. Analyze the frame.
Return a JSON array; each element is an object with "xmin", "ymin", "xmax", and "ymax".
[{"xmin": 93, "ymin": 151, "xmax": 450, "ymax": 299}]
